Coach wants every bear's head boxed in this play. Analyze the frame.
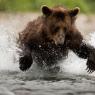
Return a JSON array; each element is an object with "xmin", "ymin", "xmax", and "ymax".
[{"xmin": 42, "ymin": 5, "xmax": 80, "ymax": 45}]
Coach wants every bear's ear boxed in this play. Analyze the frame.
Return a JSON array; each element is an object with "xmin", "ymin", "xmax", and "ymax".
[
  {"xmin": 42, "ymin": 5, "xmax": 52, "ymax": 16},
  {"xmin": 69, "ymin": 7, "xmax": 80, "ymax": 17}
]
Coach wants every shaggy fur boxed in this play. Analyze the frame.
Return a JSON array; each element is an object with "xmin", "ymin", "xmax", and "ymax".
[{"xmin": 19, "ymin": 5, "xmax": 95, "ymax": 73}]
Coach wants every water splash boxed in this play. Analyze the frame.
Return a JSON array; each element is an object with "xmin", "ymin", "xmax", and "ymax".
[
  {"xmin": 60, "ymin": 51, "xmax": 87, "ymax": 75},
  {"xmin": 0, "ymin": 16, "xmax": 95, "ymax": 77},
  {"xmin": 0, "ymin": 22, "xmax": 19, "ymax": 71}
]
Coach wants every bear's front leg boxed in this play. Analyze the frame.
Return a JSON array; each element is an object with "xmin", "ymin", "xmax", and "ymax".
[
  {"xmin": 77, "ymin": 43, "xmax": 95, "ymax": 73},
  {"xmin": 19, "ymin": 54, "xmax": 33, "ymax": 71},
  {"xmin": 19, "ymin": 47, "xmax": 33, "ymax": 71},
  {"xmin": 86, "ymin": 49, "xmax": 95, "ymax": 73},
  {"xmin": 72, "ymin": 42, "xmax": 95, "ymax": 73}
]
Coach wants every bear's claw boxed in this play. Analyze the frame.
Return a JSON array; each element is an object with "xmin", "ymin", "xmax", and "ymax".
[{"xmin": 86, "ymin": 67, "xmax": 94, "ymax": 73}]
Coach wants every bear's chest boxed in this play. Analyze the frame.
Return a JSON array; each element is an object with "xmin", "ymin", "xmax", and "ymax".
[{"xmin": 32, "ymin": 44, "xmax": 68, "ymax": 66}]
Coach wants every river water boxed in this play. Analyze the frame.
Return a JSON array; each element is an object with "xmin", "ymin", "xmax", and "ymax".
[{"xmin": 0, "ymin": 14, "xmax": 95, "ymax": 95}]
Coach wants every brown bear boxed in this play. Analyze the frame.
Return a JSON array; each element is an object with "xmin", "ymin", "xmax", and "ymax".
[{"xmin": 19, "ymin": 5, "xmax": 95, "ymax": 73}]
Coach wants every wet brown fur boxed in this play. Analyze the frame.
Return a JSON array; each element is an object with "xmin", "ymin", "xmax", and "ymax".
[{"xmin": 18, "ymin": 6, "xmax": 95, "ymax": 73}]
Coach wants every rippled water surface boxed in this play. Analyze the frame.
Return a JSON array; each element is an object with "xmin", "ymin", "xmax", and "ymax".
[
  {"xmin": 1, "ymin": 70, "xmax": 95, "ymax": 95},
  {"xmin": 0, "ymin": 14, "xmax": 95, "ymax": 95}
]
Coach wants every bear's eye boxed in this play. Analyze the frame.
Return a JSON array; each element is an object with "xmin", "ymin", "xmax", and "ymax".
[
  {"xmin": 64, "ymin": 27, "xmax": 67, "ymax": 33},
  {"xmin": 54, "ymin": 26, "xmax": 60, "ymax": 33}
]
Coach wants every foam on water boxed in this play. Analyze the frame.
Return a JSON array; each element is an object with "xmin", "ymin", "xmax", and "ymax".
[
  {"xmin": 88, "ymin": 32, "xmax": 95, "ymax": 47},
  {"xmin": 0, "ymin": 22, "xmax": 19, "ymax": 71},
  {"xmin": 0, "ymin": 17, "xmax": 95, "ymax": 77},
  {"xmin": 60, "ymin": 51, "xmax": 87, "ymax": 74}
]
